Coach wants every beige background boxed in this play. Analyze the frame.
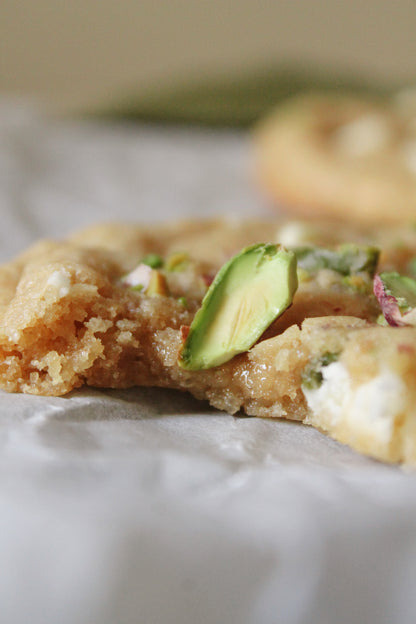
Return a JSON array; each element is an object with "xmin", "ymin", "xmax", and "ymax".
[{"xmin": 1, "ymin": 0, "xmax": 416, "ymax": 112}]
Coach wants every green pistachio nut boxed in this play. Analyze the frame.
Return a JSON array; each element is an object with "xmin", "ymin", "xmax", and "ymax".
[
  {"xmin": 178, "ymin": 243, "xmax": 298, "ymax": 370},
  {"xmin": 293, "ymin": 244, "xmax": 380, "ymax": 277}
]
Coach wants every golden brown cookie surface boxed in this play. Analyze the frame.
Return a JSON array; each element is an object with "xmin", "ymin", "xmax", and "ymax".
[{"xmin": 3, "ymin": 218, "xmax": 416, "ymax": 465}]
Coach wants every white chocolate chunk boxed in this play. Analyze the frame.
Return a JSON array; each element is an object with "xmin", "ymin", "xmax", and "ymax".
[
  {"xmin": 46, "ymin": 270, "xmax": 71, "ymax": 298},
  {"xmin": 303, "ymin": 362, "xmax": 406, "ymax": 450},
  {"xmin": 8, "ymin": 330, "xmax": 20, "ymax": 343},
  {"xmin": 121, "ymin": 263, "xmax": 152, "ymax": 289},
  {"xmin": 332, "ymin": 114, "xmax": 392, "ymax": 156},
  {"xmin": 277, "ymin": 221, "xmax": 317, "ymax": 247}
]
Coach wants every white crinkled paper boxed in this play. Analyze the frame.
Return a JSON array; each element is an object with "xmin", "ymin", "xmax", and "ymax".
[{"xmin": 1, "ymin": 101, "xmax": 416, "ymax": 624}]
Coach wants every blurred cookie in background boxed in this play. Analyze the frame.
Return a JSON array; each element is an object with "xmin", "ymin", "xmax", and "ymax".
[{"xmin": 253, "ymin": 90, "xmax": 416, "ymax": 224}]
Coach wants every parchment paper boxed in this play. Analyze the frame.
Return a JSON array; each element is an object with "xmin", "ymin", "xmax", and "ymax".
[{"xmin": 1, "ymin": 100, "xmax": 416, "ymax": 624}]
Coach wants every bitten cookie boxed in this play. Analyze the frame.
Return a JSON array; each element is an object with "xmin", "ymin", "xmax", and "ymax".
[{"xmin": 2, "ymin": 217, "xmax": 416, "ymax": 465}]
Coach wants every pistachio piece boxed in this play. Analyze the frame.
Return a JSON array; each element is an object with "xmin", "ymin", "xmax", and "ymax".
[
  {"xmin": 178, "ymin": 243, "xmax": 298, "ymax": 370},
  {"xmin": 146, "ymin": 270, "xmax": 170, "ymax": 296},
  {"xmin": 165, "ymin": 252, "xmax": 190, "ymax": 272},
  {"xmin": 301, "ymin": 352, "xmax": 340, "ymax": 390},
  {"xmin": 374, "ymin": 272, "xmax": 416, "ymax": 326},
  {"xmin": 293, "ymin": 244, "xmax": 379, "ymax": 277},
  {"xmin": 141, "ymin": 253, "xmax": 164, "ymax": 269},
  {"xmin": 177, "ymin": 296, "xmax": 188, "ymax": 308}
]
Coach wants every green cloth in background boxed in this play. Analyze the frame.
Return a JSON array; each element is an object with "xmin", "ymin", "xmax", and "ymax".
[{"xmin": 94, "ymin": 66, "xmax": 392, "ymax": 128}]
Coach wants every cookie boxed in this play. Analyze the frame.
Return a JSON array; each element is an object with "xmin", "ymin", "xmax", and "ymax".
[
  {"xmin": 2, "ymin": 217, "xmax": 416, "ymax": 465},
  {"xmin": 253, "ymin": 92, "xmax": 416, "ymax": 223}
]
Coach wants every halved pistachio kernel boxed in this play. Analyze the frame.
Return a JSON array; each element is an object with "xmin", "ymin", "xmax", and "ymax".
[{"xmin": 178, "ymin": 243, "xmax": 298, "ymax": 370}]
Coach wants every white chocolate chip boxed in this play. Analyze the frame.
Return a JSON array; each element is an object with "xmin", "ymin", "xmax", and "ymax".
[
  {"xmin": 332, "ymin": 113, "xmax": 392, "ymax": 156},
  {"xmin": 121, "ymin": 263, "xmax": 152, "ymax": 289},
  {"xmin": 46, "ymin": 269, "xmax": 71, "ymax": 298},
  {"xmin": 277, "ymin": 221, "xmax": 317, "ymax": 247},
  {"xmin": 303, "ymin": 362, "xmax": 405, "ymax": 447},
  {"xmin": 9, "ymin": 330, "xmax": 20, "ymax": 343}
]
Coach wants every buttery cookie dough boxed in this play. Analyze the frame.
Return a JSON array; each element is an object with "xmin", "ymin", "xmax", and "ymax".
[{"xmin": 2, "ymin": 218, "xmax": 416, "ymax": 465}]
